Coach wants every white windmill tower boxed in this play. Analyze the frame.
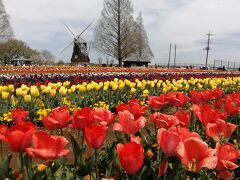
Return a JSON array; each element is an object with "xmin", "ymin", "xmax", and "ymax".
[{"xmin": 60, "ymin": 23, "xmax": 92, "ymax": 64}]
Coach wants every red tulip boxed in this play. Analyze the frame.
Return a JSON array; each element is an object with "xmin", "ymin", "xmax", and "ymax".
[
  {"xmin": 0, "ymin": 125, "xmax": 8, "ymax": 142},
  {"xmin": 215, "ymin": 143, "xmax": 240, "ymax": 179},
  {"xmin": 84, "ymin": 125, "xmax": 108, "ymax": 149},
  {"xmin": 158, "ymin": 128, "xmax": 180, "ymax": 157},
  {"xmin": 11, "ymin": 108, "xmax": 28, "ymax": 124},
  {"xmin": 175, "ymin": 111, "xmax": 190, "ymax": 127},
  {"xmin": 190, "ymin": 90, "xmax": 203, "ymax": 104},
  {"xmin": 43, "ymin": 106, "xmax": 71, "ymax": 130},
  {"xmin": 201, "ymin": 90, "xmax": 215, "ymax": 102},
  {"xmin": 72, "ymin": 107, "xmax": 94, "ymax": 130},
  {"xmin": 158, "ymin": 158, "xmax": 168, "ymax": 177},
  {"xmin": 169, "ymin": 127, "xmax": 200, "ymax": 142},
  {"xmin": 112, "ymin": 110, "xmax": 146, "ymax": 134},
  {"xmin": 165, "ymin": 92, "xmax": 189, "ymax": 107},
  {"xmin": 115, "ymin": 103, "xmax": 129, "ymax": 112},
  {"xmin": 26, "ymin": 131, "xmax": 69, "ymax": 160},
  {"xmin": 205, "ymin": 119, "xmax": 236, "ymax": 142},
  {"xmin": 128, "ymin": 101, "xmax": 146, "ymax": 120},
  {"xmin": 150, "ymin": 113, "xmax": 179, "ymax": 129},
  {"xmin": 116, "ymin": 142, "xmax": 144, "ymax": 174},
  {"xmin": 212, "ymin": 89, "xmax": 224, "ymax": 99},
  {"xmin": 4, "ymin": 122, "xmax": 36, "ymax": 153},
  {"xmin": 92, "ymin": 108, "xmax": 115, "ymax": 126},
  {"xmin": 116, "ymin": 99, "xmax": 146, "ymax": 119},
  {"xmin": 224, "ymin": 101, "xmax": 239, "ymax": 116},
  {"xmin": 147, "ymin": 95, "xmax": 166, "ymax": 110},
  {"xmin": 176, "ymin": 137, "xmax": 217, "ymax": 172},
  {"xmin": 192, "ymin": 104, "xmax": 227, "ymax": 126}
]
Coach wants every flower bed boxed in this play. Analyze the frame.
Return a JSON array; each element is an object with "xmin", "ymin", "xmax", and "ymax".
[
  {"xmin": 0, "ymin": 77, "xmax": 239, "ymax": 125},
  {"xmin": 0, "ymin": 89, "xmax": 239, "ymax": 179}
]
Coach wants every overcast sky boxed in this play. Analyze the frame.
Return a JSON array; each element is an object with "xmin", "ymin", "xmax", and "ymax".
[{"xmin": 3, "ymin": 0, "xmax": 240, "ymax": 65}]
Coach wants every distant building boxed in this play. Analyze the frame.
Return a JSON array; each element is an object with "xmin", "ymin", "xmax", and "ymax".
[
  {"xmin": 8, "ymin": 57, "xmax": 32, "ymax": 66},
  {"xmin": 122, "ymin": 56, "xmax": 150, "ymax": 67}
]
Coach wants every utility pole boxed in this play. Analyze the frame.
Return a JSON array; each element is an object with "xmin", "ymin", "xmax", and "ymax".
[
  {"xmin": 168, "ymin": 43, "xmax": 172, "ymax": 68},
  {"xmin": 205, "ymin": 31, "xmax": 213, "ymax": 66},
  {"xmin": 173, "ymin": 44, "xmax": 177, "ymax": 68}
]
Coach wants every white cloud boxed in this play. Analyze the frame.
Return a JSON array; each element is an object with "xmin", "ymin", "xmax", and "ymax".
[{"xmin": 3, "ymin": 0, "xmax": 240, "ymax": 65}]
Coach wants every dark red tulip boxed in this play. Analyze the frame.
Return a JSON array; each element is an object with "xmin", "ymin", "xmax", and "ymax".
[
  {"xmin": 84, "ymin": 125, "xmax": 108, "ymax": 149},
  {"xmin": 177, "ymin": 137, "xmax": 217, "ymax": 172},
  {"xmin": 72, "ymin": 107, "xmax": 94, "ymax": 130},
  {"xmin": 116, "ymin": 142, "xmax": 144, "ymax": 174},
  {"xmin": 4, "ymin": 122, "xmax": 36, "ymax": 153},
  {"xmin": 11, "ymin": 108, "xmax": 28, "ymax": 124},
  {"xmin": 112, "ymin": 110, "xmax": 146, "ymax": 135},
  {"xmin": 92, "ymin": 108, "xmax": 115, "ymax": 126},
  {"xmin": 26, "ymin": 131, "xmax": 69, "ymax": 160},
  {"xmin": 43, "ymin": 106, "xmax": 71, "ymax": 130}
]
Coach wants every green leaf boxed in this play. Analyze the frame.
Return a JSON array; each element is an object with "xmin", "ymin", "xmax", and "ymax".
[
  {"xmin": 69, "ymin": 133, "xmax": 82, "ymax": 166},
  {"xmin": 140, "ymin": 166, "xmax": 151, "ymax": 180},
  {"xmin": 0, "ymin": 154, "xmax": 12, "ymax": 177}
]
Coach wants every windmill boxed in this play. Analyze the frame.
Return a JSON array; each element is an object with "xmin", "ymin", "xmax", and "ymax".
[{"xmin": 60, "ymin": 23, "xmax": 92, "ymax": 64}]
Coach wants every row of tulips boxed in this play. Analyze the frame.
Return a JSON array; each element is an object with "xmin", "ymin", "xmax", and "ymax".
[
  {"xmin": 0, "ymin": 76, "xmax": 239, "ymax": 125},
  {"xmin": 0, "ymin": 89, "xmax": 239, "ymax": 179},
  {"xmin": 1, "ymin": 70, "xmax": 240, "ymax": 87},
  {"xmin": 0, "ymin": 66, "xmax": 231, "ymax": 75}
]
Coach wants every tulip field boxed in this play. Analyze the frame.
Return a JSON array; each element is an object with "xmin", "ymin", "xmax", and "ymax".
[{"xmin": 0, "ymin": 66, "xmax": 239, "ymax": 180}]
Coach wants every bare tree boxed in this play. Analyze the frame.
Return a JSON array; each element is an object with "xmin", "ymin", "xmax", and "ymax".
[
  {"xmin": 94, "ymin": 0, "xmax": 137, "ymax": 66},
  {"xmin": 97, "ymin": 57, "xmax": 103, "ymax": 65},
  {"xmin": 134, "ymin": 12, "xmax": 153, "ymax": 62},
  {"xmin": 0, "ymin": 0, "xmax": 14, "ymax": 41}
]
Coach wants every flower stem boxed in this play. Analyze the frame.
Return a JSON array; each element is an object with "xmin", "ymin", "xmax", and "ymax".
[
  {"xmin": 0, "ymin": 141, "xmax": 2, "ymax": 158},
  {"xmin": 80, "ymin": 131, "xmax": 85, "ymax": 165},
  {"xmin": 95, "ymin": 149, "xmax": 99, "ymax": 179}
]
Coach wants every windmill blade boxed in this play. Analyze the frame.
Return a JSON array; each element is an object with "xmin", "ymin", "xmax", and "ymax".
[
  {"xmin": 59, "ymin": 40, "xmax": 74, "ymax": 53},
  {"xmin": 79, "ymin": 22, "xmax": 93, "ymax": 36},
  {"xmin": 63, "ymin": 23, "xmax": 76, "ymax": 38}
]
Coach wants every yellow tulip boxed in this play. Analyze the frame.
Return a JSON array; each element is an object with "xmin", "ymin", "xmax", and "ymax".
[
  {"xmin": 24, "ymin": 95, "xmax": 32, "ymax": 103},
  {"xmin": 1, "ymin": 91, "xmax": 9, "ymax": 99},
  {"xmin": 130, "ymin": 87, "xmax": 136, "ymax": 94},
  {"xmin": 8, "ymin": 84, "xmax": 14, "ymax": 92},
  {"xmin": 50, "ymin": 89, "xmax": 56, "ymax": 97}
]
